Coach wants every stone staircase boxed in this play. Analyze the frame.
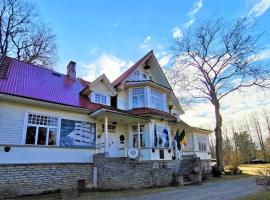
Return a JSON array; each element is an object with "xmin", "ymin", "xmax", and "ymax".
[{"xmin": 178, "ymin": 155, "xmax": 202, "ymax": 185}]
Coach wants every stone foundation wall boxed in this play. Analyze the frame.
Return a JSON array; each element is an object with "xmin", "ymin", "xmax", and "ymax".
[
  {"xmin": 200, "ymin": 160, "xmax": 212, "ymax": 178},
  {"xmin": 94, "ymin": 153, "xmax": 181, "ymax": 189},
  {"xmin": 0, "ymin": 163, "xmax": 94, "ymax": 198}
]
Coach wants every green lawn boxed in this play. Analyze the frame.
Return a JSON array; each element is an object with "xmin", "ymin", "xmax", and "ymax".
[{"xmin": 237, "ymin": 190, "xmax": 270, "ymax": 200}]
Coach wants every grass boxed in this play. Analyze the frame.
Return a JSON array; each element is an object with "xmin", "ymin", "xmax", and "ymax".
[
  {"xmin": 239, "ymin": 164, "xmax": 270, "ymax": 176},
  {"xmin": 237, "ymin": 190, "xmax": 270, "ymax": 200},
  {"xmin": 15, "ymin": 187, "xmax": 180, "ymax": 200},
  {"xmin": 203, "ymin": 173, "xmax": 251, "ymax": 183}
]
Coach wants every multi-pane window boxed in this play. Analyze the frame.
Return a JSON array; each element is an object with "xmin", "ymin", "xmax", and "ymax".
[
  {"xmin": 93, "ymin": 93, "xmax": 107, "ymax": 105},
  {"xmin": 198, "ymin": 142, "xmax": 207, "ymax": 152},
  {"xmin": 151, "ymin": 89, "xmax": 164, "ymax": 111},
  {"xmin": 132, "ymin": 88, "xmax": 145, "ymax": 108},
  {"xmin": 25, "ymin": 114, "xmax": 58, "ymax": 146},
  {"xmin": 132, "ymin": 125, "xmax": 145, "ymax": 147},
  {"xmin": 102, "ymin": 124, "xmax": 117, "ymax": 133},
  {"xmin": 130, "ymin": 70, "xmax": 151, "ymax": 81}
]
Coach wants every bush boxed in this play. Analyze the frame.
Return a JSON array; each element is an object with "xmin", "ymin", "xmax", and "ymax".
[
  {"xmin": 212, "ymin": 165, "xmax": 222, "ymax": 177},
  {"xmin": 257, "ymin": 168, "xmax": 270, "ymax": 190}
]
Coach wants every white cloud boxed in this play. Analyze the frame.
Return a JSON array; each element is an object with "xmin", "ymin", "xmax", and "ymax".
[
  {"xmin": 188, "ymin": 0, "xmax": 203, "ymax": 17},
  {"xmin": 159, "ymin": 54, "xmax": 172, "ymax": 67},
  {"xmin": 184, "ymin": 19, "xmax": 196, "ymax": 28},
  {"xmin": 248, "ymin": 49, "xmax": 270, "ymax": 62},
  {"xmin": 181, "ymin": 86, "xmax": 270, "ymax": 137},
  {"xmin": 183, "ymin": 0, "xmax": 203, "ymax": 29},
  {"xmin": 139, "ymin": 36, "xmax": 152, "ymax": 50},
  {"xmin": 81, "ymin": 54, "xmax": 133, "ymax": 82},
  {"xmin": 172, "ymin": 27, "xmax": 183, "ymax": 39},
  {"xmin": 248, "ymin": 0, "xmax": 270, "ymax": 17}
]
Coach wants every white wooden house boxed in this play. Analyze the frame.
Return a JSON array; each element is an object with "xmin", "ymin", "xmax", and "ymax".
[{"xmin": 0, "ymin": 51, "xmax": 211, "ymax": 165}]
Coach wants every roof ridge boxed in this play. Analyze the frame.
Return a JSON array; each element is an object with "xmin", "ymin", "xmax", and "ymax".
[{"xmin": 112, "ymin": 50, "xmax": 154, "ymax": 86}]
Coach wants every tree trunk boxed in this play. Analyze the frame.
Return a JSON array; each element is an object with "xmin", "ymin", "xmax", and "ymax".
[{"xmin": 214, "ymin": 99, "xmax": 223, "ymax": 168}]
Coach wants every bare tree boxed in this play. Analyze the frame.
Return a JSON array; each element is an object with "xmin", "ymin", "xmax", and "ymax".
[
  {"xmin": 250, "ymin": 113, "xmax": 266, "ymax": 161},
  {"xmin": 263, "ymin": 108, "xmax": 270, "ymax": 136},
  {"xmin": 170, "ymin": 18, "xmax": 269, "ymax": 168},
  {"xmin": 0, "ymin": 0, "xmax": 56, "ymax": 67}
]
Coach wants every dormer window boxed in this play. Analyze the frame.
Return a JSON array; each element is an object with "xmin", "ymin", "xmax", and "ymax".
[{"xmin": 92, "ymin": 92, "xmax": 108, "ymax": 105}]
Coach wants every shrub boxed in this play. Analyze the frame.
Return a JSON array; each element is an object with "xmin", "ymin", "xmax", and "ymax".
[{"xmin": 212, "ymin": 165, "xmax": 222, "ymax": 177}]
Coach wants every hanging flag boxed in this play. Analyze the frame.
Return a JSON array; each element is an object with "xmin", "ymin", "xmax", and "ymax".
[
  {"xmin": 154, "ymin": 123, "xmax": 157, "ymax": 147},
  {"xmin": 162, "ymin": 128, "xmax": 169, "ymax": 148},
  {"xmin": 179, "ymin": 129, "xmax": 187, "ymax": 146},
  {"xmin": 174, "ymin": 130, "xmax": 181, "ymax": 151}
]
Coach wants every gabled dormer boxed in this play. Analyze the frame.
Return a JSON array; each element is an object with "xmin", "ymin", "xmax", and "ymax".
[
  {"xmin": 112, "ymin": 50, "xmax": 184, "ymax": 118},
  {"xmin": 81, "ymin": 74, "xmax": 117, "ymax": 106}
]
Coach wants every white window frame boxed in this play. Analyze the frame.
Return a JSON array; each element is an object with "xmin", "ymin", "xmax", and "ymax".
[
  {"xmin": 150, "ymin": 88, "xmax": 165, "ymax": 111},
  {"xmin": 91, "ymin": 92, "xmax": 109, "ymax": 105},
  {"xmin": 131, "ymin": 124, "xmax": 146, "ymax": 148},
  {"xmin": 198, "ymin": 141, "xmax": 207, "ymax": 152},
  {"xmin": 23, "ymin": 112, "xmax": 60, "ymax": 146},
  {"xmin": 102, "ymin": 123, "xmax": 117, "ymax": 133},
  {"xmin": 132, "ymin": 87, "xmax": 145, "ymax": 108}
]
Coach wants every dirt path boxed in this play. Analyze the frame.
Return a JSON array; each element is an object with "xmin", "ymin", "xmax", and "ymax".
[{"xmin": 105, "ymin": 177, "xmax": 263, "ymax": 200}]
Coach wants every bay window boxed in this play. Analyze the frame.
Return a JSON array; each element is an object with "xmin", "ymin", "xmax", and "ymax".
[
  {"xmin": 151, "ymin": 89, "xmax": 164, "ymax": 111},
  {"xmin": 25, "ymin": 113, "xmax": 58, "ymax": 146},
  {"xmin": 132, "ymin": 87, "xmax": 145, "ymax": 108}
]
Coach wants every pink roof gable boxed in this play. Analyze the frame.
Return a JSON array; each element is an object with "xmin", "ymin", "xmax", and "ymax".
[
  {"xmin": 112, "ymin": 50, "xmax": 154, "ymax": 87},
  {"xmin": 0, "ymin": 57, "xmax": 102, "ymax": 111}
]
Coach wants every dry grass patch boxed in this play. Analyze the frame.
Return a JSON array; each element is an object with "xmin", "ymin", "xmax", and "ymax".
[{"xmin": 240, "ymin": 164, "xmax": 270, "ymax": 176}]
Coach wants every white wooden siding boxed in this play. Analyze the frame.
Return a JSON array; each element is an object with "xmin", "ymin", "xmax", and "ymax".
[
  {"xmin": 0, "ymin": 145, "xmax": 94, "ymax": 164},
  {"xmin": 193, "ymin": 132, "xmax": 211, "ymax": 160},
  {"xmin": 0, "ymin": 102, "xmax": 25, "ymax": 144},
  {"xmin": 0, "ymin": 101, "xmax": 94, "ymax": 145},
  {"xmin": 117, "ymin": 89, "xmax": 128, "ymax": 110}
]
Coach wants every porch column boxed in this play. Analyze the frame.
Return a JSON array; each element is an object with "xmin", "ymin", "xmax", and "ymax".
[
  {"xmin": 137, "ymin": 122, "xmax": 141, "ymax": 149},
  {"xmin": 105, "ymin": 115, "xmax": 108, "ymax": 153},
  {"xmin": 137, "ymin": 122, "xmax": 140, "ymax": 160}
]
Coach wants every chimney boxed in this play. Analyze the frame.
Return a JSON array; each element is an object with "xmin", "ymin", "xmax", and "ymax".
[{"xmin": 67, "ymin": 61, "xmax": 76, "ymax": 78}]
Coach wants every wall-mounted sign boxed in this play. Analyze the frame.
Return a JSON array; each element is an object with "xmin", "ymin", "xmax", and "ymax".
[{"xmin": 60, "ymin": 119, "xmax": 96, "ymax": 148}]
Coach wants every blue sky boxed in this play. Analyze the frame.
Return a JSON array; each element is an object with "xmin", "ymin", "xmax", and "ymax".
[
  {"xmin": 35, "ymin": 0, "xmax": 270, "ymax": 79},
  {"xmin": 34, "ymin": 0, "xmax": 270, "ymax": 131}
]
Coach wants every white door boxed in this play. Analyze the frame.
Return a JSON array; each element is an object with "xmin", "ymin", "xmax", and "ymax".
[{"xmin": 108, "ymin": 133, "xmax": 118, "ymax": 157}]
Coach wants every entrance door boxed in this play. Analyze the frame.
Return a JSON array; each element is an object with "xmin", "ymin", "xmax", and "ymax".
[{"xmin": 108, "ymin": 133, "xmax": 118, "ymax": 157}]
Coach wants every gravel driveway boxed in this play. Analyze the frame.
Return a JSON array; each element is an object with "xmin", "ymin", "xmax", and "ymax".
[{"xmin": 108, "ymin": 177, "xmax": 263, "ymax": 200}]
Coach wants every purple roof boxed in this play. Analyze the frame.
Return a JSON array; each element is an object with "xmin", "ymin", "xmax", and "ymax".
[{"xmin": 0, "ymin": 57, "xmax": 102, "ymax": 111}]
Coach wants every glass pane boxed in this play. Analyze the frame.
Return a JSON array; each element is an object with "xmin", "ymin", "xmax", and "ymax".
[
  {"xmin": 133, "ymin": 134, "xmax": 138, "ymax": 147},
  {"xmin": 25, "ymin": 126, "xmax": 36, "ymax": 144},
  {"xmin": 140, "ymin": 133, "xmax": 145, "ymax": 147},
  {"xmin": 37, "ymin": 127, "xmax": 47, "ymax": 145},
  {"xmin": 48, "ymin": 128, "xmax": 57, "ymax": 145}
]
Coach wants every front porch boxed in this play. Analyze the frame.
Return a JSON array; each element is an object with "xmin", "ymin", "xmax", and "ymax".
[{"xmin": 91, "ymin": 108, "xmax": 175, "ymax": 160}]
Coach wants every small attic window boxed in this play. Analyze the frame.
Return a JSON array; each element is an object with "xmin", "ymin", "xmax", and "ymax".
[{"xmin": 91, "ymin": 92, "xmax": 109, "ymax": 106}]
